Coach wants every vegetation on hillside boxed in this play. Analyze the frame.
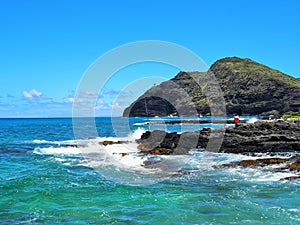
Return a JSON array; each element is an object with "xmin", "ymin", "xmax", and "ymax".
[
  {"xmin": 216, "ymin": 57, "xmax": 300, "ymax": 88},
  {"xmin": 124, "ymin": 57, "xmax": 300, "ymax": 117},
  {"xmin": 282, "ymin": 111, "xmax": 300, "ymax": 119}
]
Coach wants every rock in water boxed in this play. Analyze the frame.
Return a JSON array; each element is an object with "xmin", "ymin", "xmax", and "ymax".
[
  {"xmin": 221, "ymin": 155, "xmax": 300, "ymax": 181},
  {"xmin": 137, "ymin": 120, "xmax": 300, "ymax": 155},
  {"xmin": 222, "ymin": 120, "xmax": 300, "ymax": 154}
]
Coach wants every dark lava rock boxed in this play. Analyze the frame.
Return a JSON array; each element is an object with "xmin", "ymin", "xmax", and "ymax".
[
  {"xmin": 123, "ymin": 96, "xmax": 178, "ymax": 117},
  {"xmin": 136, "ymin": 120, "xmax": 300, "ymax": 180},
  {"xmin": 280, "ymin": 176, "xmax": 300, "ymax": 181},
  {"xmin": 221, "ymin": 158, "xmax": 289, "ymax": 168},
  {"xmin": 136, "ymin": 120, "xmax": 300, "ymax": 155},
  {"xmin": 137, "ymin": 130, "xmax": 198, "ymax": 155},
  {"xmin": 99, "ymin": 141, "xmax": 128, "ymax": 146},
  {"xmin": 221, "ymin": 155, "xmax": 300, "ymax": 181},
  {"xmin": 222, "ymin": 120, "xmax": 300, "ymax": 154}
]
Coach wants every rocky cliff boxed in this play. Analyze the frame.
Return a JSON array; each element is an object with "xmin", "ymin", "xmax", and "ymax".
[{"xmin": 123, "ymin": 57, "xmax": 300, "ymax": 117}]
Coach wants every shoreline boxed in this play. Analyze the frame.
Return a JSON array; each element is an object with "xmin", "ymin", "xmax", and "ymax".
[
  {"xmin": 137, "ymin": 120, "xmax": 300, "ymax": 155},
  {"xmin": 135, "ymin": 119, "xmax": 300, "ymax": 180},
  {"xmin": 137, "ymin": 118, "xmax": 249, "ymax": 125}
]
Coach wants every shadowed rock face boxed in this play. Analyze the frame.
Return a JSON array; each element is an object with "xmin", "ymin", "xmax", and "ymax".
[
  {"xmin": 137, "ymin": 130, "xmax": 205, "ymax": 155},
  {"xmin": 123, "ymin": 57, "xmax": 300, "ymax": 117},
  {"xmin": 221, "ymin": 120, "xmax": 300, "ymax": 154},
  {"xmin": 136, "ymin": 120, "xmax": 300, "ymax": 155},
  {"xmin": 123, "ymin": 96, "xmax": 178, "ymax": 117}
]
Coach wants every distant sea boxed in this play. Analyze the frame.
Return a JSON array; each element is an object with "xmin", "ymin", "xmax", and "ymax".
[{"xmin": 0, "ymin": 117, "xmax": 299, "ymax": 224}]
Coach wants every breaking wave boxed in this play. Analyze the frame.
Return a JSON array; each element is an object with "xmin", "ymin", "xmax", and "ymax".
[{"xmin": 31, "ymin": 127, "xmax": 300, "ymax": 185}]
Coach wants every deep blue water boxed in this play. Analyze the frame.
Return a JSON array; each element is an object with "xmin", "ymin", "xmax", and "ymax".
[{"xmin": 0, "ymin": 117, "xmax": 299, "ymax": 224}]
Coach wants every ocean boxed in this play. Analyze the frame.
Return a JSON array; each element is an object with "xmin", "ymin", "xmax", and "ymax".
[{"xmin": 0, "ymin": 117, "xmax": 299, "ymax": 224}]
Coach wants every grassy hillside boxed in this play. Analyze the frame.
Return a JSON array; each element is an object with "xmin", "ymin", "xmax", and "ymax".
[
  {"xmin": 124, "ymin": 57, "xmax": 300, "ymax": 117},
  {"xmin": 216, "ymin": 57, "xmax": 300, "ymax": 88}
]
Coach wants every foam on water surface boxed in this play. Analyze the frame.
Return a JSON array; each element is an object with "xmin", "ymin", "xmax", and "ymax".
[
  {"xmin": 2, "ymin": 117, "xmax": 300, "ymax": 224},
  {"xmin": 33, "ymin": 134, "xmax": 300, "ymax": 185}
]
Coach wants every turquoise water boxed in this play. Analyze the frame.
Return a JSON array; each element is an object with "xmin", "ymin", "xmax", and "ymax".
[{"xmin": 0, "ymin": 118, "xmax": 299, "ymax": 224}]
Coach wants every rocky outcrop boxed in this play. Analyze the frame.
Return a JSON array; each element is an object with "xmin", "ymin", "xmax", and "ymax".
[
  {"xmin": 221, "ymin": 120, "xmax": 300, "ymax": 154},
  {"xmin": 136, "ymin": 120, "xmax": 300, "ymax": 155},
  {"xmin": 136, "ymin": 120, "xmax": 300, "ymax": 180},
  {"xmin": 221, "ymin": 156, "xmax": 299, "ymax": 169},
  {"xmin": 138, "ymin": 130, "xmax": 207, "ymax": 155},
  {"xmin": 123, "ymin": 57, "xmax": 300, "ymax": 117},
  {"xmin": 221, "ymin": 155, "xmax": 300, "ymax": 181},
  {"xmin": 280, "ymin": 176, "xmax": 300, "ymax": 181},
  {"xmin": 99, "ymin": 140, "xmax": 128, "ymax": 146}
]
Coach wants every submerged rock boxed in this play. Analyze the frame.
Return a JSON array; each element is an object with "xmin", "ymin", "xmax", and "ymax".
[
  {"xmin": 280, "ymin": 176, "xmax": 300, "ymax": 181},
  {"xmin": 221, "ymin": 155, "xmax": 300, "ymax": 181},
  {"xmin": 221, "ymin": 155, "xmax": 300, "ymax": 169},
  {"xmin": 99, "ymin": 141, "xmax": 128, "ymax": 146},
  {"xmin": 221, "ymin": 157, "xmax": 289, "ymax": 168}
]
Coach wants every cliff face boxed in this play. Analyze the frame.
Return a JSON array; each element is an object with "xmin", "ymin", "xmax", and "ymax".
[
  {"xmin": 123, "ymin": 96, "xmax": 177, "ymax": 117},
  {"xmin": 211, "ymin": 57, "xmax": 300, "ymax": 115},
  {"xmin": 123, "ymin": 57, "xmax": 300, "ymax": 117}
]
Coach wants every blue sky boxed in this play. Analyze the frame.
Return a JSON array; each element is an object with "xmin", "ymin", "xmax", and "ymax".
[{"xmin": 0, "ymin": 0, "xmax": 299, "ymax": 117}]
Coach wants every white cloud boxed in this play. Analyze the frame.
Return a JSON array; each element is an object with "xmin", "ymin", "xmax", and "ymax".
[
  {"xmin": 69, "ymin": 90, "xmax": 100, "ymax": 105},
  {"xmin": 23, "ymin": 89, "xmax": 42, "ymax": 99},
  {"xmin": 65, "ymin": 97, "xmax": 74, "ymax": 103},
  {"xmin": 97, "ymin": 99, "xmax": 104, "ymax": 105},
  {"xmin": 78, "ymin": 90, "xmax": 98, "ymax": 98},
  {"xmin": 111, "ymin": 102, "xmax": 122, "ymax": 109},
  {"xmin": 94, "ymin": 105, "xmax": 103, "ymax": 110},
  {"xmin": 94, "ymin": 99, "xmax": 107, "ymax": 110}
]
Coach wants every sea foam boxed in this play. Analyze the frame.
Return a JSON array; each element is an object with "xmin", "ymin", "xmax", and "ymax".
[{"xmin": 32, "ymin": 128, "xmax": 300, "ymax": 185}]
